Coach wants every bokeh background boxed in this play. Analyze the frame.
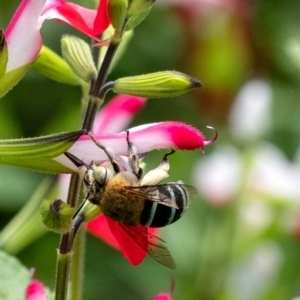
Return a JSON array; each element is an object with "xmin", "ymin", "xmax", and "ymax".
[{"xmin": 1, "ymin": 0, "xmax": 300, "ymax": 299}]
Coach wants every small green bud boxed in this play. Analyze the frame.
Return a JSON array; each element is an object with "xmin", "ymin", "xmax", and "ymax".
[
  {"xmin": 127, "ymin": 0, "xmax": 155, "ymax": 16},
  {"xmin": 77, "ymin": 200, "xmax": 102, "ymax": 222},
  {"xmin": 108, "ymin": 0, "xmax": 128, "ymax": 33},
  {"xmin": 113, "ymin": 71, "xmax": 202, "ymax": 98},
  {"xmin": 33, "ymin": 46, "xmax": 80, "ymax": 85},
  {"xmin": 0, "ymin": 30, "xmax": 8, "ymax": 78},
  {"xmin": 40, "ymin": 199, "xmax": 74, "ymax": 234},
  {"xmin": 125, "ymin": 0, "xmax": 155, "ymax": 30},
  {"xmin": 61, "ymin": 35, "xmax": 97, "ymax": 82}
]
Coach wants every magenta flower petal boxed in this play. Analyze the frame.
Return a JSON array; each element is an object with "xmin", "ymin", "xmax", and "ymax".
[
  {"xmin": 42, "ymin": 0, "xmax": 110, "ymax": 40},
  {"xmin": 56, "ymin": 122, "xmax": 215, "ymax": 170},
  {"xmin": 86, "ymin": 215, "xmax": 159, "ymax": 266},
  {"xmin": 86, "ymin": 214, "xmax": 120, "ymax": 249},
  {"xmin": 93, "ymin": 95, "xmax": 146, "ymax": 134},
  {"xmin": 153, "ymin": 294, "xmax": 172, "ymax": 300},
  {"xmin": 106, "ymin": 217, "xmax": 148, "ymax": 266},
  {"xmin": 25, "ymin": 279, "xmax": 46, "ymax": 300}
]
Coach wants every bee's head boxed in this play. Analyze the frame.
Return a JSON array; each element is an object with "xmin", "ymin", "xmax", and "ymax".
[{"xmin": 93, "ymin": 166, "xmax": 113, "ymax": 186}]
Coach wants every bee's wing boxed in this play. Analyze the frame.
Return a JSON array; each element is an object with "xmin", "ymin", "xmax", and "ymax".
[
  {"xmin": 124, "ymin": 184, "xmax": 198, "ymax": 209},
  {"xmin": 120, "ymin": 224, "xmax": 176, "ymax": 269}
]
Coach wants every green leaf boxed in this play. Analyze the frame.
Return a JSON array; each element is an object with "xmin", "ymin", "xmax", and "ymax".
[
  {"xmin": 0, "ymin": 62, "xmax": 32, "ymax": 99},
  {"xmin": 33, "ymin": 45, "xmax": 81, "ymax": 85},
  {"xmin": 0, "ymin": 130, "xmax": 84, "ymax": 173},
  {"xmin": 0, "ymin": 250, "xmax": 31, "ymax": 300}
]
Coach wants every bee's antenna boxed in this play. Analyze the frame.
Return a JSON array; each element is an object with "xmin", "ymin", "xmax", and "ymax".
[{"xmin": 88, "ymin": 133, "xmax": 121, "ymax": 173}]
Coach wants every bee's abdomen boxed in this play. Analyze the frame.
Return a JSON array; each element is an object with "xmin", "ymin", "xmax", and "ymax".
[{"xmin": 140, "ymin": 184, "xmax": 189, "ymax": 228}]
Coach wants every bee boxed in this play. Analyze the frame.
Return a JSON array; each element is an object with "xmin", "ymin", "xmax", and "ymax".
[{"xmin": 65, "ymin": 131, "xmax": 198, "ymax": 269}]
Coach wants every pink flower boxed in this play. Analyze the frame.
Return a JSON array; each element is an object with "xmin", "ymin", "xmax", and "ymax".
[
  {"xmin": 25, "ymin": 279, "xmax": 46, "ymax": 300},
  {"xmin": 4, "ymin": 0, "xmax": 109, "ymax": 73},
  {"xmin": 153, "ymin": 294, "xmax": 172, "ymax": 300},
  {"xmin": 152, "ymin": 279, "xmax": 174, "ymax": 300},
  {"xmin": 55, "ymin": 122, "xmax": 216, "ymax": 171}
]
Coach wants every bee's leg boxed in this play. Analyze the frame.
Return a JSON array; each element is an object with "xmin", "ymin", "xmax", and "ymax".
[
  {"xmin": 126, "ymin": 131, "xmax": 143, "ymax": 179},
  {"xmin": 88, "ymin": 133, "xmax": 121, "ymax": 173},
  {"xmin": 140, "ymin": 149, "xmax": 175, "ymax": 186},
  {"xmin": 162, "ymin": 149, "xmax": 176, "ymax": 162}
]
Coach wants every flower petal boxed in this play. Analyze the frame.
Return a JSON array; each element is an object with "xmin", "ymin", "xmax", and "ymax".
[
  {"xmin": 93, "ymin": 95, "xmax": 146, "ymax": 134},
  {"xmin": 55, "ymin": 122, "xmax": 211, "ymax": 170},
  {"xmin": 93, "ymin": 0, "xmax": 110, "ymax": 35},
  {"xmin": 5, "ymin": 0, "xmax": 46, "ymax": 71},
  {"xmin": 106, "ymin": 217, "xmax": 148, "ymax": 266},
  {"xmin": 86, "ymin": 215, "xmax": 159, "ymax": 266},
  {"xmin": 86, "ymin": 214, "xmax": 120, "ymax": 249},
  {"xmin": 25, "ymin": 279, "xmax": 46, "ymax": 300},
  {"xmin": 42, "ymin": 0, "xmax": 110, "ymax": 40}
]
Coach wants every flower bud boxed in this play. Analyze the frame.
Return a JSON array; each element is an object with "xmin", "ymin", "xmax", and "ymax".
[
  {"xmin": 40, "ymin": 199, "xmax": 74, "ymax": 234},
  {"xmin": 113, "ymin": 71, "xmax": 202, "ymax": 98},
  {"xmin": 108, "ymin": 0, "xmax": 128, "ymax": 33},
  {"xmin": 127, "ymin": 0, "xmax": 155, "ymax": 16},
  {"xmin": 0, "ymin": 30, "xmax": 8, "ymax": 77},
  {"xmin": 77, "ymin": 200, "xmax": 102, "ymax": 222},
  {"xmin": 33, "ymin": 45, "xmax": 80, "ymax": 86},
  {"xmin": 125, "ymin": 0, "xmax": 155, "ymax": 31},
  {"xmin": 61, "ymin": 35, "xmax": 97, "ymax": 82}
]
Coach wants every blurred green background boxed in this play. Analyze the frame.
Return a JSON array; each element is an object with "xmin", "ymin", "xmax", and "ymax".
[{"xmin": 2, "ymin": 0, "xmax": 300, "ymax": 299}]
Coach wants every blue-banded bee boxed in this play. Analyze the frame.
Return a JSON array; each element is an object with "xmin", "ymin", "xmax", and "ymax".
[{"xmin": 65, "ymin": 132, "xmax": 197, "ymax": 269}]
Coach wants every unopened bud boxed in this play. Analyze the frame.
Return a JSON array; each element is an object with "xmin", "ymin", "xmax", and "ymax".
[
  {"xmin": 108, "ymin": 0, "xmax": 128, "ymax": 33},
  {"xmin": 0, "ymin": 30, "xmax": 8, "ymax": 77},
  {"xmin": 61, "ymin": 35, "xmax": 97, "ymax": 82},
  {"xmin": 113, "ymin": 71, "xmax": 202, "ymax": 98},
  {"xmin": 125, "ymin": 0, "xmax": 155, "ymax": 31},
  {"xmin": 40, "ymin": 199, "xmax": 74, "ymax": 234},
  {"xmin": 127, "ymin": 0, "xmax": 155, "ymax": 16},
  {"xmin": 77, "ymin": 200, "xmax": 102, "ymax": 222}
]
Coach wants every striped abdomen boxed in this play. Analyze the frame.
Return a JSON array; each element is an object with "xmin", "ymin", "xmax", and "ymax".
[{"xmin": 140, "ymin": 184, "xmax": 191, "ymax": 228}]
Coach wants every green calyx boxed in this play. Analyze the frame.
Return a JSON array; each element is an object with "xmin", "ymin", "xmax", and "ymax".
[
  {"xmin": 0, "ymin": 130, "xmax": 84, "ymax": 173},
  {"xmin": 34, "ymin": 45, "xmax": 81, "ymax": 85},
  {"xmin": 108, "ymin": 0, "xmax": 128, "ymax": 33},
  {"xmin": 61, "ymin": 35, "xmax": 97, "ymax": 82},
  {"xmin": 40, "ymin": 199, "xmax": 75, "ymax": 234},
  {"xmin": 113, "ymin": 71, "xmax": 202, "ymax": 98}
]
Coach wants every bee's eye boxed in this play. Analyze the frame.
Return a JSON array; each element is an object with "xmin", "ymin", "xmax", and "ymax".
[{"xmin": 93, "ymin": 167, "xmax": 110, "ymax": 185}]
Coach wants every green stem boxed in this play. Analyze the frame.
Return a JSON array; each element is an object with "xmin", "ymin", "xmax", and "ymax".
[
  {"xmin": 55, "ymin": 253, "xmax": 72, "ymax": 300},
  {"xmin": 90, "ymin": 41, "xmax": 119, "ymax": 97},
  {"xmin": 55, "ymin": 174, "xmax": 81, "ymax": 300},
  {"xmin": 70, "ymin": 224, "xmax": 86, "ymax": 300},
  {"xmin": 54, "ymin": 31, "xmax": 122, "ymax": 300}
]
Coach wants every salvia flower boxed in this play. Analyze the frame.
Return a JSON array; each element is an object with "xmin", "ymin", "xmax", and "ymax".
[
  {"xmin": 55, "ymin": 122, "xmax": 216, "ymax": 171},
  {"xmin": 25, "ymin": 279, "xmax": 46, "ymax": 300},
  {"xmin": 1, "ymin": 0, "xmax": 110, "ymax": 97}
]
